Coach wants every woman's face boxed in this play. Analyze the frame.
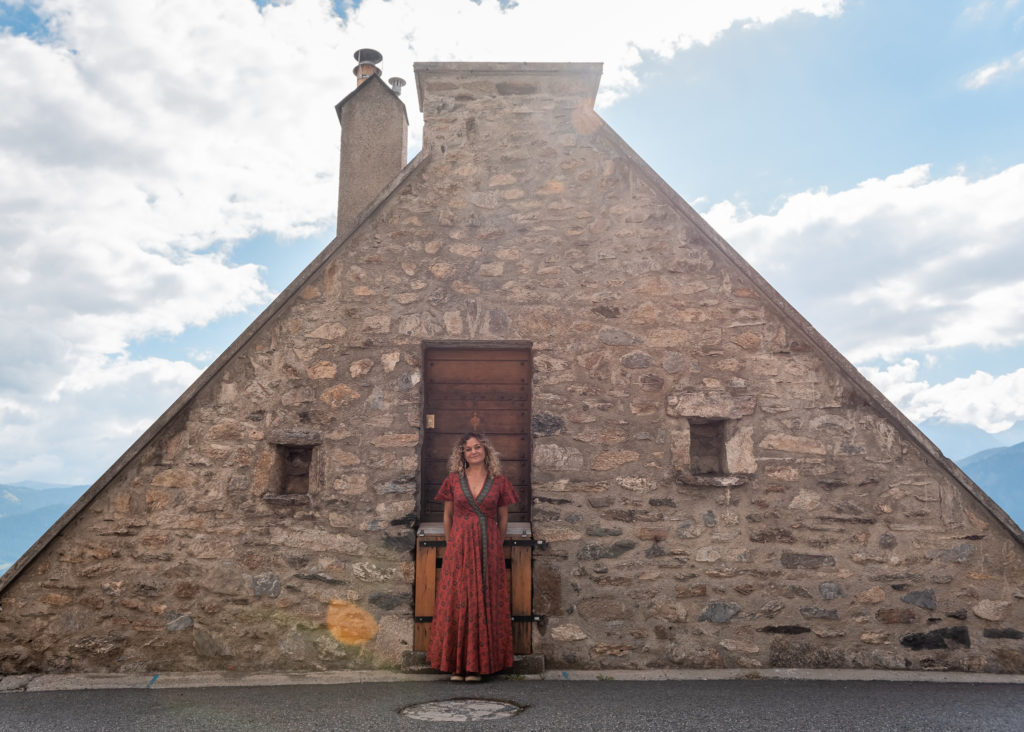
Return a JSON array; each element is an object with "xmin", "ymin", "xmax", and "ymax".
[{"xmin": 463, "ymin": 437, "xmax": 486, "ymax": 466}]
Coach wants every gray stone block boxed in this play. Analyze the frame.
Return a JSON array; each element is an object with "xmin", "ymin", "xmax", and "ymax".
[{"xmin": 699, "ymin": 602, "xmax": 741, "ymax": 623}]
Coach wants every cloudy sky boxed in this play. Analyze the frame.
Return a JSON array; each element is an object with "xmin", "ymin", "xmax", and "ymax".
[{"xmin": 1, "ymin": 0, "xmax": 1023, "ymax": 493}]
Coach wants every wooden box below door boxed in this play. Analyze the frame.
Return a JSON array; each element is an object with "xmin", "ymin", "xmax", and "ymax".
[{"xmin": 414, "ymin": 522, "xmax": 533, "ymax": 654}]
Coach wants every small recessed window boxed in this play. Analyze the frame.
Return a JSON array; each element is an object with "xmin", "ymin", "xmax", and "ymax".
[
  {"xmin": 689, "ymin": 419, "xmax": 725, "ymax": 475},
  {"xmin": 278, "ymin": 445, "xmax": 313, "ymax": 495}
]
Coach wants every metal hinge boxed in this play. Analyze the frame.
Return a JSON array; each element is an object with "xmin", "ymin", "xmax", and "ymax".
[
  {"xmin": 418, "ymin": 538, "xmax": 547, "ymax": 549},
  {"xmin": 415, "ymin": 615, "xmax": 544, "ymax": 624},
  {"xmin": 506, "ymin": 538, "xmax": 546, "ymax": 548}
]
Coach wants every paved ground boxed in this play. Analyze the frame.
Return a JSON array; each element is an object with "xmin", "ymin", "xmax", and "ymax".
[{"xmin": 1, "ymin": 670, "xmax": 1022, "ymax": 731}]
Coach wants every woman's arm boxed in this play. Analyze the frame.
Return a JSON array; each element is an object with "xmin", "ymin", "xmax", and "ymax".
[
  {"xmin": 498, "ymin": 504, "xmax": 509, "ymax": 539},
  {"xmin": 443, "ymin": 500, "xmax": 453, "ymax": 542}
]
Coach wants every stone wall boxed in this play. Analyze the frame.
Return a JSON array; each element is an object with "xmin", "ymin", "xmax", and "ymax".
[{"xmin": 1, "ymin": 63, "xmax": 1022, "ymax": 675}]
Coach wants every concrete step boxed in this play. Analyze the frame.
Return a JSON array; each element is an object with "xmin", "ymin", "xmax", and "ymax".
[{"xmin": 400, "ymin": 651, "xmax": 544, "ymax": 675}]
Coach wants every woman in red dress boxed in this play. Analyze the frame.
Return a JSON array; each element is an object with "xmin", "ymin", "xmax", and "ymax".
[{"xmin": 427, "ymin": 432, "xmax": 518, "ymax": 682}]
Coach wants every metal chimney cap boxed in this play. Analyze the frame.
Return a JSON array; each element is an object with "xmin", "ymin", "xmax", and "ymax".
[
  {"xmin": 388, "ymin": 76, "xmax": 406, "ymax": 95},
  {"xmin": 353, "ymin": 48, "xmax": 383, "ymax": 65}
]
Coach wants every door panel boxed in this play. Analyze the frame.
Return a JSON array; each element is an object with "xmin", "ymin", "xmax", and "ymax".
[
  {"xmin": 422, "ymin": 459, "xmax": 529, "ymax": 485},
  {"xmin": 426, "ymin": 348, "xmax": 528, "ymax": 361},
  {"xmin": 426, "ymin": 361, "xmax": 530, "ymax": 383},
  {"xmin": 421, "ymin": 434, "xmax": 529, "ymax": 461},
  {"xmin": 427, "ymin": 382, "xmax": 529, "ymax": 407},
  {"xmin": 429, "ymin": 408, "xmax": 529, "ymax": 434}
]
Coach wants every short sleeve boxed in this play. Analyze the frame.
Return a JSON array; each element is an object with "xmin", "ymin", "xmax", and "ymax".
[
  {"xmin": 496, "ymin": 475, "xmax": 519, "ymax": 507},
  {"xmin": 434, "ymin": 474, "xmax": 457, "ymax": 503}
]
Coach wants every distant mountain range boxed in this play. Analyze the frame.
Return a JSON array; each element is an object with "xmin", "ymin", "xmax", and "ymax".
[
  {"xmin": 0, "ymin": 483, "xmax": 89, "ymax": 572},
  {"xmin": 1, "ymin": 440, "xmax": 1022, "ymax": 574},
  {"xmin": 919, "ymin": 418, "xmax": 1024, "ymax": 462},
  {"xmin": 958, "ymin": 441, "xmax": 1024, "ymax": 530},
  {"xmin": 913, "ymin": 420, "xmax": 1024, "ymax": 529}
]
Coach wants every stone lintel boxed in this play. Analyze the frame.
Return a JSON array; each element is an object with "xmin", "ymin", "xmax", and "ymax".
[
  {"xmin": 268, "ymin": 430, "xmax": 322, "ymax": 446},
  {"xmin": 261, "ymin": 493, "xmax": 312, "ymax": 506},
  {"xmin": 666, "ymin": 390, "xmax": 757, "ymax": 420},
  {"xmin": 673, "ymin": 472, "xmax": 749, "ymax": 488}
]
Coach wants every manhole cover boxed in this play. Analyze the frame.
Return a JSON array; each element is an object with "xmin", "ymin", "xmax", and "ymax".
[{"xmin": 401, "ymin": 698, "xmax": 523, "ymax": 722}]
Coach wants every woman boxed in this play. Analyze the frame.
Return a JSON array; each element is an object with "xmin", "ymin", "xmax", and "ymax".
[{"xmin": 426, "ymin": 432, "xmax": 519, "ymax": 681}]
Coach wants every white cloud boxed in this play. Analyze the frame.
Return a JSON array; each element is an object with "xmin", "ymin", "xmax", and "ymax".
[
  {"xmin": 341, "ymin": 0, "xmax": 844, "ymax": 108},
  {"xmin": 0, "ymin": 360, "xmax": 196, "ymax": 485},
  {"xmin": 962, "ymin": 1, "xmax": 996, "ymax": 21},
  {"xmin": 708, "ymin": 163, "xmax": 1024, "ymax": 436},
  {"xmin": 861, "ymin": 360, "xmax": 1024, "ymax": 434},
  {"xmin": 962, "ymin": 0, "xmax": 1022, "ymax": 23},
  {"xmin": 705, "ymin": 163, "xmax": 1024, "ymax": 363},
  {"xmin": 963, "ymin": 49, "xmax": 1024, "ymax": 89},
  {"xmin": 53, "ymin": 356, "xmax": 200, "ymax": 397},
  {"xmin": 1, "ymin": 0, "xmax": 842, "ymax": 482}
]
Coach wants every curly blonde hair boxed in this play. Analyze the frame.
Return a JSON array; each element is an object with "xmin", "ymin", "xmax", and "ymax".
[{"xmin": 447, "ymin": 432, "xmax": 502, "ymax": 477}]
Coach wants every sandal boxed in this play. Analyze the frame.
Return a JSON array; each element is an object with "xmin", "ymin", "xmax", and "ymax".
[
  {"xmin": 465, "ymin": 674, "xmax": 482, "ymax": 682},
  {"xmin": 450, "ymin": 674, "xmax": 464, "ymax": 682}
]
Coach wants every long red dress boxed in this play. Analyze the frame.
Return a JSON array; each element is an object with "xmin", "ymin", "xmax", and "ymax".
[{"xmin": 427, "ymin": 472, "xmax": 519, "ymax": 675}]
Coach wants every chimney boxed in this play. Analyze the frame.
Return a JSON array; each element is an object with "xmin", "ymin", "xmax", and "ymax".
[
  {"xmin": 353, "ymin": 48, "xmax": 382, "ymax": 86},
  {"xmin": 336, "ymin": 49, "xmax": 409, "ymax": 236}
]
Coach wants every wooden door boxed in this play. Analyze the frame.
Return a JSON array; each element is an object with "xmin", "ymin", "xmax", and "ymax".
[
  {"xmin": 420, "ymin": 346, "xmax": 531, "ymax": 521},
  {"xmin": 415, "ymin": 345, "xmax": 534, "ymax": 654}
]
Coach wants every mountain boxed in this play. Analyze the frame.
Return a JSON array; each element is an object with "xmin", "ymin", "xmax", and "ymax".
[
  {"xmin": 0, "ymin": 483, "xmax": 88, "ymax": 570},
  {"xmin": 9, "ymin": 480, "xmax": 83, "ymax": 490},
  {"xmin": 918, "ymin": 419, "xmax": 1009, "ymax": 461},
  {"xmin": 957, "ymin": 441, "xmax": 1024, "ymax": 530},
  {"xmin": 0, "ymin": 483, "xmax": 87, "ymax": 518},
  {"xmin": 0, "ymin": 505, "xmax": 75, "ymax": 567}
]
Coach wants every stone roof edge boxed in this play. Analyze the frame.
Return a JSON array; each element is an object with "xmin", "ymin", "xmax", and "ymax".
[
  {"xmin": 413, "ymin": 61, "xmax": 604, "ymax": 73},
  {"xmin": 0, "ymin": 150, "xmax": 433, "ymax": 596},
  {"xmin": 590, "ymin": 113, "xmax": 1024, "ymax": 549},
  {"xmin": 335, "ymin": 73, "xmax": 410, "ymax": 125},
  {"xmin": 413, "ymin": 61, "xmax": 604, "ymax": 113}
]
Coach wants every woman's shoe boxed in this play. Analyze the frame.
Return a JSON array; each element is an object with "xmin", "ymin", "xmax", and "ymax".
[
  {"xmin": 450, "ymin": 674, "xmax": 464, "ymax": 681},
  {"xmin": 465, "ymin": 674, "xmax": 482, "ymax": 682}
]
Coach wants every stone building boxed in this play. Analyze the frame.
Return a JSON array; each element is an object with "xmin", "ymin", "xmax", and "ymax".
[{"xmin": 2, "ymin": 56, "xmax": 1022, "ymax": 676}]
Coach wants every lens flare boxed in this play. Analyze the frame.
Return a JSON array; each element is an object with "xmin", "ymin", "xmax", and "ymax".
[
  {"xmin": 326, "ymin": 598, "xmax": 378, "ymax": 645},
  {"xmin": 571, "ymin": 98, "xmax": 601, "ymax": 135}
]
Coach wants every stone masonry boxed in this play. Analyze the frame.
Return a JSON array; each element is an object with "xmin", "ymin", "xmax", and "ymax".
[{"xmin": 1, "ymin": 62, "xmax": 1022, "ymax": 675}]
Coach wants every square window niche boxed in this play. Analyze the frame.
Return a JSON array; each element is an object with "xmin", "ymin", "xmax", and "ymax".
[
  {"xmin": 689, "ymin": 418, "xmax": 726, "ymax": 476},
  {"xmin": 676, "ymin": 417, "xmax": 752, "ymax": 488},
  {"xmin": 263, "ymin": 430, "xmax": 321, "ymax": 505},
  {"xmin": 279, "ymin": 445, "xmax": 313, "ymax": 495}
]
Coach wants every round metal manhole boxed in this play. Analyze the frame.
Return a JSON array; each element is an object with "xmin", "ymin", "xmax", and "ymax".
[{"xmin": 400, "ymin": 698, "xmax": 523, "ymax": 722}]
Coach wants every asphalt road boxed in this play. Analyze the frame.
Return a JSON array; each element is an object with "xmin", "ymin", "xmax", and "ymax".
[{"xmin": 1, "ymin": 679, "xmax": 1021, "ymax": 731}]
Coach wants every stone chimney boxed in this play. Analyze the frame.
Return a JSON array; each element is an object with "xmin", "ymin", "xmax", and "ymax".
[{"xmin": 336, "ymin": 49, "xmax": 408, "ymax": 236}]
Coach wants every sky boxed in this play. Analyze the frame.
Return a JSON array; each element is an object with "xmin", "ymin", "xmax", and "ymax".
[{"xmin": 1, "ymin": 0, "xmax": 1023, "ymax": 495}]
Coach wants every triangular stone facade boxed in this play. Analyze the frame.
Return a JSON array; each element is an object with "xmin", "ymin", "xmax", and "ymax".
[{"xmin": 1, "ymin": 62, "xmax": 1022, "ymax": 675}]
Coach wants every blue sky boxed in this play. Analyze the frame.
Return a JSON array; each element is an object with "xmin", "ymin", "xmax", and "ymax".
[
  {"xmin": 610, "ymin": 1, "xmax": 1024, "ymax": 209},
  {"xmin": 1, "ymin": 0, "xmax": 1023, "ymax": 512}
]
